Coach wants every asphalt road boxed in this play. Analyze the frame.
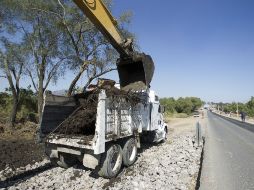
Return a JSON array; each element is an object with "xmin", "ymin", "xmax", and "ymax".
[{"xmin": 200, "ymin": 111, "xmax": 254, "ymax": 190}]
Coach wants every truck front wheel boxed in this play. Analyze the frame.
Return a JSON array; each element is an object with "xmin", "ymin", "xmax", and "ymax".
[
  {"xmin": 161, "ymin": 126, "xmax": 168, "ymax": 143},
  {"xmin": 98, "ymin": 144, "xmax": 123, "ymax": 178},
  {"xmin": 122, "ymin": 138, "xmax": 137, "ymax": 167}
]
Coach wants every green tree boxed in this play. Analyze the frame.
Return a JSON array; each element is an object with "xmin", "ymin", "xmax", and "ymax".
[
  {"xmin": 188, "ymin": 97, "xmax": 202, "ymax": 111},
  {"xmin": 0, "ymin": 41, "xmax": 27, "ymax": 127},
  {"xmin": 1, "ymin": 0, "xmax": 135, "ymax": 120},
  {"xmin": 246, "ymin": 97, "xmax": 254, "ymax": 117},
  {"xmin": 160, "ymin": 97, "xmax": 176, "ymax": 113},
  {"xmin": 50, "ymin": 0, "xmax": 135, "ymax": 96},
  {"xmin": 175, "ymin": 97, "xmax": 193, "ymax": 115},
  {"xmin": 1, "ymin": 0, "xmax": 68, "ymax": 120}
]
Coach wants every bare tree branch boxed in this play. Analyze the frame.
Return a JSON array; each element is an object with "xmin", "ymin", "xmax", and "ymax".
[
  {"xmin": 44, "ymin": 59, "xmax": 65, "ymax": 90},
  {"xmin": 29, "ymin": 7, "xmax": 62, "ymax": 18},
  {"xmin": 27, "ymin": 69, "xmax": 38, "ymax": 92},
  {"xmin": 86, "ymin": 42, "xmax": 106, "ymax": 59},
  {"xmin": 57, "ymin": 0, "xmax": 66, "ymax": 17},
  {"xmin": 3, "ymin": 57, "xmax": 17, "ymax": 96},
  {"xmin": 20, "ymin": 23, "xmax": 40, "ymax": 78}
]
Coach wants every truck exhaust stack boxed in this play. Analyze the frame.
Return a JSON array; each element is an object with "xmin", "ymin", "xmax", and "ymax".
[{"xmin": 117, "ymin": 53, "xmax": 155, "ymax": 91}]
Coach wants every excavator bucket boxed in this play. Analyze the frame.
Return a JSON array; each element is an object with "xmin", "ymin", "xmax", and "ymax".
[{"xmin": 117, "ymin": 53, "xmax": 155, "ymax": 91}]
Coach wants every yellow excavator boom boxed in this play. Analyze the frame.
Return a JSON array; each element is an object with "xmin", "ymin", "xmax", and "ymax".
[
  {"xmin": 73, "ymin": 0, "xmax": 130, "ymax": 57},
  {"xmin": 73, "ymin": 0, "xmax": 155, "ymax": 90}
]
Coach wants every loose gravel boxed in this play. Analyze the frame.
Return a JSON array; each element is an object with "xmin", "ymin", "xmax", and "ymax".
[{"xmin": 0, "ymin": 121, "xmax": 203, "ymax": 190}]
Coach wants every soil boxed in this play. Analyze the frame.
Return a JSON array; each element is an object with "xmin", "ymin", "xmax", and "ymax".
[
  {"xmin": 117, "ymin": 53, "xmax": 154, "ymax": 90},
  {"xmin": 0, "ymin": 122, "xmax": 45, "ymax": 171},
  {"xmin": 55, "ymin": 92, "xmax": 99, "ymax": 135},
  {"xmin": 122, "ymin": 81, "xmax": 146, "ymax": 92},
  {"xmin": 54, "ymin": 88, "xmax": 142, "ymax": 136},
  {"xmin": 0, "ymin": 139, "xmax": 45, "ymax": 171}
]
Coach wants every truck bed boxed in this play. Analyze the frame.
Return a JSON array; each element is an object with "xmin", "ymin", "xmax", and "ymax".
[
  {"xmin": 40, "ymin": 90, "xmax": 147, "ymax": 154},
  {"xmin": 41, "ymin": 104, "xmax": 76, "ymax": 134},
  {"xmin": 46, "ymin": 134, "xmax": 94, "ymax": 149}
]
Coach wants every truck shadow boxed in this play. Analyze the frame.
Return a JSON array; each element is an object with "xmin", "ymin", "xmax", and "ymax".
[
  {"xmin": 0, "ymin": 163, "xmax": 53, "ymax": 189},
  {"xmin": 101, "ymin": 143, "xmax": 157, "ymax": 189},
  {"xmin": 138, "ymin": 142, "xmax": 160, "ymax": 154}
]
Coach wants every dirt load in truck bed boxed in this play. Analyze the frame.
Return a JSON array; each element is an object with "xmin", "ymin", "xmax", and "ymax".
[
  {"xmin": 53, "ymin": 87, "xmax": 142, "ymax": 136},
  {"xmin": 55, "ymin": 92, "xmax": 98, "ymax": 135}
]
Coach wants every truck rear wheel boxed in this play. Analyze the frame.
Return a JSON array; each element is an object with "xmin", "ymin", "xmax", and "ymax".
[
  {"xmin": 98, "ymin": 144, "xmax": 123, "ymax": 178},
  {"xmin": 122, "ymin": 138, "xmax": 137, "ymax": 166}
]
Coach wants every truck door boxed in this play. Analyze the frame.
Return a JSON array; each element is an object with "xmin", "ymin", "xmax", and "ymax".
[{"xmin": 150, "ymin": 96, "xmax": 160, "ymax": 131}]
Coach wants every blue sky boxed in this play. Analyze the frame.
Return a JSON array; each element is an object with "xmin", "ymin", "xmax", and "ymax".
[
  {"xmin": 112, "ymin": 0, "xmax": 254, "ymax": 103},
  {"xmin": 1, "ymin": 0, "xmax": 254, "ymax": 103}
]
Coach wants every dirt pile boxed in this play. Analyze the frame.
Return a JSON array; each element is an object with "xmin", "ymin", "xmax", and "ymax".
[
  {"xmin": 117, "ymin": 53, "xmax": 154, "ymax": 90},
  {"xmin": 122, "ymin": 81, "xmax": 147, "ymax": 91},
  {"xmin": 0, "ymin": 122, "xmax": 45, "ymax": 171},
  {"xmin": 54, "ymin": 88, "xmax": 142, "ymax": 136},
  {"xmin": 105, "ymin": 87, "xmax": 143, "ymax": 106},
  {"xmin": 55, "ymin": 92, "xmax": 99, "ymax": 135},
  {"xmin": 0, "ymin": 139, "xmax": 45, "ymax": 171}
]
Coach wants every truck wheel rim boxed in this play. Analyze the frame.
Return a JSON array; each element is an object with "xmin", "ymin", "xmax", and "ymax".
[{"xmin": 110, "ymin": 146, "xmax": 121, "ymax": 172}]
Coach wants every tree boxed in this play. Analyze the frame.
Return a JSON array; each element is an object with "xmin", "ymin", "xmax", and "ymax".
[
  {"xmin": 0, "ymin": 0, "xmax": 135, "ymax": 120},
  {"xmin": 175, "ymin": 97, "xmax": 193, "ymax": 115},
  {"xmin": 246, "ymin": 97, "xmax": 254, "ymax": 117},
  {"xmin": 0, "ymin": 41, "xmax": 26, "ymax": 127},
  {"xmin": 188, "ymin": 97, "xmax": 202, "ymax": 111},
  {"xmin": 48, "ymin": 0, "xmax": 135, "ymax": 96},
  {"xmin": 1, "ymin": 0, "xmax": 69, "ymax": 119},
  {"xmin": 160, "ymin": 97, "xmax": 176, "ymax": 113}
]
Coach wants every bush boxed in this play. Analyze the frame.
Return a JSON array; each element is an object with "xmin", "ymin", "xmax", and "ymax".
[
  {"xmin": 160, "ymin": 96, "xmax": 203, "ymax": 116},
  {"xmin": 215, "ymin": 97, "xmax": 254, "ymax": 118},
  {"xmin": 0, "ymin": 87, "xmax": 38, "ymax": 123},
  {"xmin": 27, "ymin": 112, "xmax": 38, "ymax": 123}
]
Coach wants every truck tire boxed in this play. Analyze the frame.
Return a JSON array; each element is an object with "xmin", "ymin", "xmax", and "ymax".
[
  {"xmin": 56, "ymin": 153, "xmax": 77, "ymax": 169},
  {"xmin": 122, "ymin": 138, "xmax": 137, "ymax": 167},
  {"xmin": 161, "ymin": 127, "xmax": 168, "ymax": 143},
  {"xmin": 98, "ymin": 144, "xmax": 123, "ymax": 178}
]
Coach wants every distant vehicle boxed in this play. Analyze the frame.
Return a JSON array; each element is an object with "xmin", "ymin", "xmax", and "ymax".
[{"xmin": 193, "ymin": 111, "xmax": 200, "ymax": 117}]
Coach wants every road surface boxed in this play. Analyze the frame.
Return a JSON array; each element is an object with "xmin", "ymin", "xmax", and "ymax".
[{"xmin": 200, "ymin": 111, "xmax": 254, "ymax": 190}]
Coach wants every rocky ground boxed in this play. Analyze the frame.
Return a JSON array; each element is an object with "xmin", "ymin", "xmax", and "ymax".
[{"xmin": 0, "ymin": 117, "xmax": 205, "ymax": 190}]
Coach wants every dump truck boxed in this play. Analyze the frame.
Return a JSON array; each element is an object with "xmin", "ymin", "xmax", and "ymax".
[
  {"xmin": 39, "ymin": 0, "xmax": 168, "ymax": 178},
  {"xmin": 40, "ymin": 84, "xmax": 167, "ymax": 178}
]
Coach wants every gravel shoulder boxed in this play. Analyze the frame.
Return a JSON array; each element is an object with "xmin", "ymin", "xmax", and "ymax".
[{"xmin": 0, "ymin": 117, "xmax": 205, "ymax": 190}]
